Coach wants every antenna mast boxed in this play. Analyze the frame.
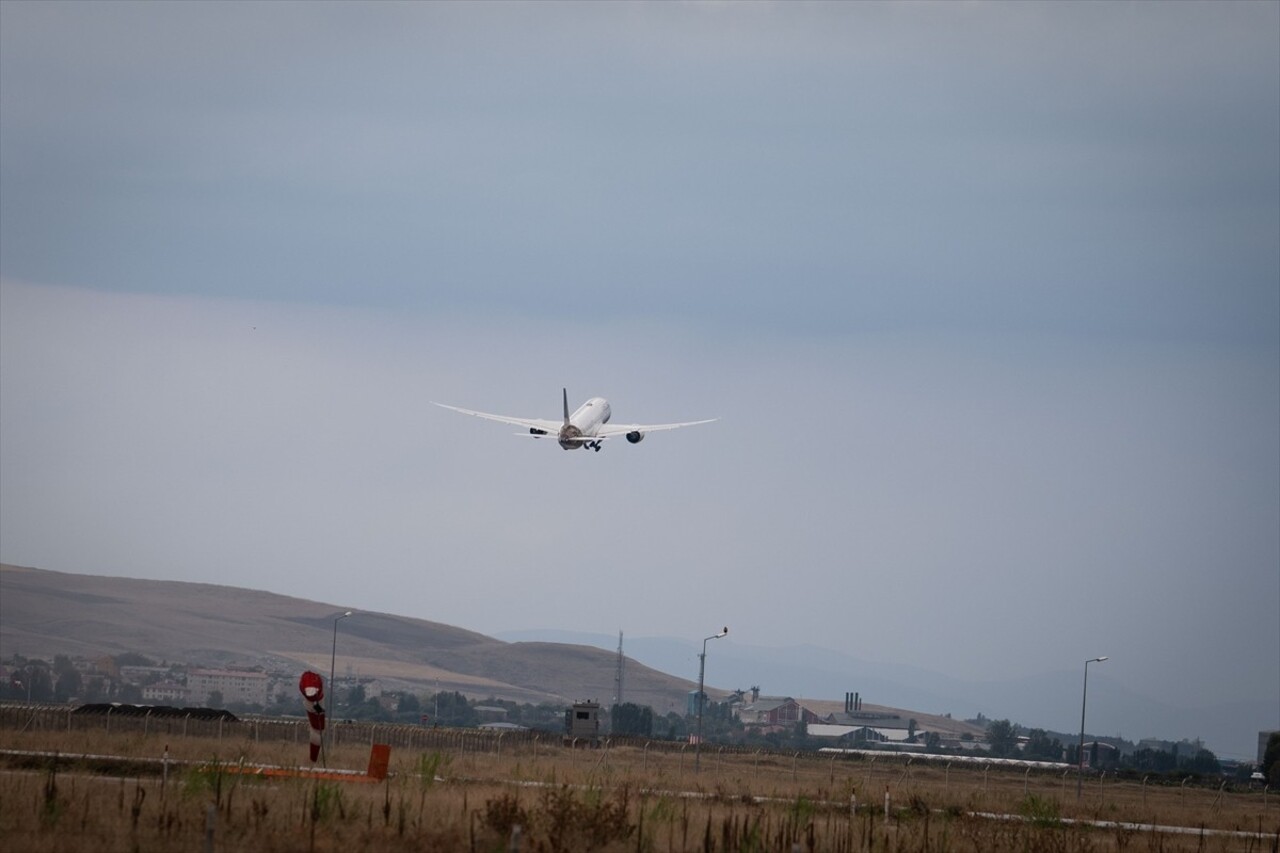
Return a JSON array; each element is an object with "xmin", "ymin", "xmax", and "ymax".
[{"xmin": 613, "ymin": 630, "xmax": 625, "ymax": 705}]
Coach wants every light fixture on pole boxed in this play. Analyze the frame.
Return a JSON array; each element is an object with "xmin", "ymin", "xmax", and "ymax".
[
  {"xmin": 695, "ymin": 626, "xmax": 728, "ymax": 772},
  {"xmin": 329, "ymin": 611, "xmax": 354, "ymax": 714},
  {"xmin": 1076, "ymin": 655, "xmax": 1108, "ymax": 798}
]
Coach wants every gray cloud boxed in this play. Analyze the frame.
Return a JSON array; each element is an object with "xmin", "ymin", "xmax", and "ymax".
[{"xmin": 3, "ymin": 1, "xmax": 1276, "ymax": 339}]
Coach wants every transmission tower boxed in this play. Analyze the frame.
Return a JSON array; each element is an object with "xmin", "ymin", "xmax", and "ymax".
[{"xmin": 613, "ymin": 630, "xmax": 625, "ymax": 705}]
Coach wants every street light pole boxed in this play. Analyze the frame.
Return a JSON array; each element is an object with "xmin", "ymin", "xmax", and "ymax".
[
  {"xmin": 330, "ymin": 612, "xmax": 355, "ymax": 701},
  {"xmin": 329, "ymin": 610, "xmax": 353, "ymax": 717},
  {"xmin": 1076, "ymin": 655, "xmax": 1108, "ymax": 798},
  {"xmin": 695, "ymin": 626, "xmax": 728, "ymax": 773},
  {"xmin": 321, "ymin": 610, "xmax": 354, "ymax": 765}
]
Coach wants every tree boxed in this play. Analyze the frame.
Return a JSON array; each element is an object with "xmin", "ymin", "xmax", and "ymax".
[
  {"xmin": 207, "ymin": 690, "xmax": 224, "ymax": 708},
  {"xmin": 986, "ymin": 719, "xmax": 1018, "ymax": 757},
  {"xmin": 15, "ymin": 662, "xmax": 53, "ymax": 702},
  {"xmin": 429, "ymin": 691, "xmax": 477, "ymax": 727},
  {"xmin": 1182, "ymin": 748, "xmax": 1220, "ymax": 775},
  {"xmin": 611, "ymin": 703, "xmax": 653, "ymax": 737},
  {"xmin": 1263, "ymin": 732, "xmax": 1280, "ymax": 785},
  {"xmin": 1024, "ymin": 729, "xmax": 1064, "ymax": 761},
  {"xmin": 1127, "ymin": 748, "xmax": 1177, "ymax": 773},
  {"xmin": 55, "ymin": 666, "xmax": 81, "ymax": 701},
  {"xmin": 53, "ymin": 656, "xmax": 82, "ymax": 702},
  {"xmin": 113, "ymin": 652, "xmax": 155, "ymax": 667}
]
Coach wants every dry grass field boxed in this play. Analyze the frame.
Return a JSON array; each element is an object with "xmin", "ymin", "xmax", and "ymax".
[{"xmin": 1, "ymin": 707, "xmax": 1276, "ymax": 852}]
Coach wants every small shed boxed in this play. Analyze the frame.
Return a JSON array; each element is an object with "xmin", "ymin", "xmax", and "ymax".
[{"xmin": 564, "ymin": 700, "xmax": 601, "ymax": 741}]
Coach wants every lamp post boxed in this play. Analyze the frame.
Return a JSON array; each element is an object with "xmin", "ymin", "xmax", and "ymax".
[
  {"xmin": 329, "ymin": 611, "xmax": 353, "ymax": 714},
  {"xmin": 1076, "ymin": 655, "xmax": 1108, "ymax": 798},
  {"xmin": 695, "ymin": 626, "xmax": 728, "ymax": 772}
]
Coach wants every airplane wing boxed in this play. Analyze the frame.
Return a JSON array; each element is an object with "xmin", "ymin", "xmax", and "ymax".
[
  {"xmin": 432, "ymin": 402, "xmax": 562, "ymax": 434},
  {"xmin": 596, "ymin": 418, "xmax": 718, "ymax": 436}
]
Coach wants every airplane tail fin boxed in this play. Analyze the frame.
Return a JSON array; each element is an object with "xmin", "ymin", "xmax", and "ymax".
[{"xmin": 563, "ymin": 388, "xmax": 570, "ymax": 426}]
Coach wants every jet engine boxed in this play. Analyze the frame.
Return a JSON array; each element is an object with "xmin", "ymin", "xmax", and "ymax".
[
  {"xmin": 530, "ymin": 427, "xmax": 548, "ymax": 436},
  {"xmin": 626, "ymin": 430, "xmax": 644, "ymax": 444}
]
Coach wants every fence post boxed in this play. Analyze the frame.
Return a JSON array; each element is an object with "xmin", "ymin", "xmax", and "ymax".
[
  {"xmin": 1212, "ymin": 780, "xmax": 1227, "ymax": 811},
  {"xmin": 204, "ymin": 802, "xmax": 216, "ymax": 853}
]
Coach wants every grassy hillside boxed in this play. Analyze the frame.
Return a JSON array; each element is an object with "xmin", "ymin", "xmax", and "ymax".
[{"xmin": 0, "ymin": 563, "xmax": 695, "ymax": 709}]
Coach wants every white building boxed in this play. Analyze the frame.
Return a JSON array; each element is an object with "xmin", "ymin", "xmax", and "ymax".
[
  {"xmin": 142, "ymin": 681, "xmax": 188, "ymax": 704},
  {"xmin": 187, "ymin": 669, "xmax": 269, "ymax": 706}
]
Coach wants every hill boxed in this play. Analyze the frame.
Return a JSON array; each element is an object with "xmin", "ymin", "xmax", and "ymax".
[
  {"xmin": 0, "ymin": 564, "xmax": 996, "ymax": 742},
  {"xmin": 0, "ymin": 563, "xmax": 695, "ymax": 711}
]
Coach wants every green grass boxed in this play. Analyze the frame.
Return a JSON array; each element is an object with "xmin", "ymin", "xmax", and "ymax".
[{"xmin": 1, "ymin": 715, "xmax": 1276, "ymax": 851}]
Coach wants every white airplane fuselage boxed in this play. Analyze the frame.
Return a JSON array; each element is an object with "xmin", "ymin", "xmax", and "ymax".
[{"xmin": 557, "ymin": 397, "xmax": 612, "ymax": 450}]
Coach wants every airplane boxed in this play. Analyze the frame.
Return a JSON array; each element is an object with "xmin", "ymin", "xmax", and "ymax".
[{"xmin": 433, "ymin": 389, "xmax": 716, "ymax": 452}]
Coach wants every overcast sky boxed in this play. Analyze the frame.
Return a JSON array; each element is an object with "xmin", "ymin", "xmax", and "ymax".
[{"xmin": 2, "ymin": 1, "xmax": 1276, "ymax": 759}]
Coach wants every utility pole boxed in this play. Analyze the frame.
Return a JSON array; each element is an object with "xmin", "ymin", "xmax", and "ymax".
[{"xmin": 613, "ymin": 631, "xmax": 625, "ymax": 706}]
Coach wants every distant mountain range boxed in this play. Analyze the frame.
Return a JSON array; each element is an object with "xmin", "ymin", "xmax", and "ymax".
[{"xmin": 1, "ymin": 563, "xmax": 1266, "ymax": 760}]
